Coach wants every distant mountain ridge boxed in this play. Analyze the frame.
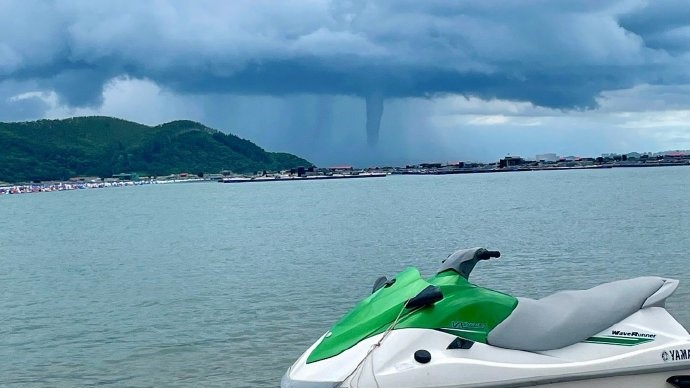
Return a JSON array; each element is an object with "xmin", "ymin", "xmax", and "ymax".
[{"xmin": 0, "ymin": 116, "xmax": 311, "ymax": 183}]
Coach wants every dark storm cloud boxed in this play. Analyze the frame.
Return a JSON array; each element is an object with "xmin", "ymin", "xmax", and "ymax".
[
  {"xmin": 1, "ymin": 0, "xmax": 689, "ymax": 110},
  {"xmin": 620, "ymin": 0, "xmax": 690, "ymax": 54}
]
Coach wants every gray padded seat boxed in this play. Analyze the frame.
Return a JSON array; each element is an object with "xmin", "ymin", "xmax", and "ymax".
[{"xmin": 487, "ymin": 277, "xmax": 668, "ymax": 351}]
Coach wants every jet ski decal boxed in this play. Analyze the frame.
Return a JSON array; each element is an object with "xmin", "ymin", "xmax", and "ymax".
[
  {"xmin": 610, "ymin": 329, "xmax": 656, "ymax": 338},
  {"xmin": 583, "ymin": 335, "xmax": 654, "ymax": 346},
  {"xmin": 664, "ymin": 349, "xmax": 690, "ymax": 361}
]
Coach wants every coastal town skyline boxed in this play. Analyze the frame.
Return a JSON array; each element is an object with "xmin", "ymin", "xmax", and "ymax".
[{"xmin": 3, "ymin": 147, "xmax": 688, "ymax": 195}]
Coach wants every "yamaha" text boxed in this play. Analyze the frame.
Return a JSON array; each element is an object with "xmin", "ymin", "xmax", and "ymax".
[{"xmin": 669, "ymin": 349, "xmax": 690, "ymax": 361}]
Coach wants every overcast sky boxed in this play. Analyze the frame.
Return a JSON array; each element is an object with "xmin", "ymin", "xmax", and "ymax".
[{"xmin": 1, "ymin": 0, "xmax": 690, "ymax": 165}]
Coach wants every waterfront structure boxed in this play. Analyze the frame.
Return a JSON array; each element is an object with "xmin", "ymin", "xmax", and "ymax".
[
  {"xmin": 499, "ymin": 156, "xmax": 526, "ymax": 168},
  {"xmin": 536, "ymin": 153, "xmax": 559, "ymax": 162}
]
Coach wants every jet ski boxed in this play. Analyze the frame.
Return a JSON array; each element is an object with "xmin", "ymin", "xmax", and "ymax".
[{"xmin": 282, "ymin": 248, "xmax": 690, "ymax": 388}]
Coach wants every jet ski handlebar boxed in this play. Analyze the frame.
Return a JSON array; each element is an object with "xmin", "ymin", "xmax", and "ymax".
[
  {"xmin": 478, "ymin": 250, "xmax": 501, "ymax": 260},
  {"xmin": 373, "ymin": 248, "xmax": 503, "ymax": 294},
  {"xmin": 437, "ymin": 247, "xmax": 501, "ymax": 279}
]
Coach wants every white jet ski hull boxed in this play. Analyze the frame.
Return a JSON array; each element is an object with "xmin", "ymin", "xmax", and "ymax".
[{"xmin": 283, "ymin": 308, "xmax": 690, "ymax": 388}]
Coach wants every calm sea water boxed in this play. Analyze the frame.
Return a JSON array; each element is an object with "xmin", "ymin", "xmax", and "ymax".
[{"xmin": 2, "ymin": 167, "xmax": 690, "ymax": 387}]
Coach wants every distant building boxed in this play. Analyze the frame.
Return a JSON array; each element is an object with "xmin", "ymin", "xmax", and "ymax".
[
  {"xmin": 69, "ymin": 176, "xmax": 102, "ymax": 183},
  {"xmin": 420, "ymin": 163, "xmax": 443, "ymax": 168},
  {"xmin": 535, "ymin": 153, "xmax": 558, "ymax": 162},
  {"xmin": 499, "ymin": 156, "xmax": 525, "ymax": 168},
  {"xmin": 289, "ymin": 166, "xmax": 307, "ymax": 177},
  {"xmin": 665, "ymin": 151, "xmax": 688, "ymax": 158},
  {"xmin": 329, "ymin": 166, "xmax": 353, "ymax": 171},
  {"xmin": 112, "ymin": 173, "xmax": 138, "ymax": 181}
]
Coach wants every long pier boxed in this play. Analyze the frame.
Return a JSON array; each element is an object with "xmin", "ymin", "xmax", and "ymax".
[{"xmin": 219, "ymin": 173, "xmax": 387, "ymax": 183}]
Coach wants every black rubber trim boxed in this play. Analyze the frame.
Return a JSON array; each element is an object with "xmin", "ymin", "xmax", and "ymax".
[
  {"xmin": 668, "ymin": 375, "xmax": 690, "ymax": 387},
  {"xmin": 447, "ymin": 337, "xmax": 474, "ymax": 350}
]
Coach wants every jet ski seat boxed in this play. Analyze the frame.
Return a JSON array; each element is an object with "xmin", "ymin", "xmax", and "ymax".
[{"xmin": 486, "ymin": 276, "xmax": 678, "ymax": 351}]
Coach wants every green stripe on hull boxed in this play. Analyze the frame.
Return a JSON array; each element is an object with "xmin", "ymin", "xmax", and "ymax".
[{"xmin": 584, "ymin": 335, "xmax": 654, "ymax": 346}]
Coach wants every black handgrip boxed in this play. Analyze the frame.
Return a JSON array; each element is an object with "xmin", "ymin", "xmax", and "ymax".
[
  {"xmin": 477, "ymin": 250, "xmax": 501, "ymax": 260},
  {"xmin": 486, "ymin": 250, "xmax": 501, "ymax": 258}
]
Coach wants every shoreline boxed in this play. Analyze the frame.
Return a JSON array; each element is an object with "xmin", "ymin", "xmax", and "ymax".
[
  {"xmin": 0, "ymin": 178, "xmax": 205, "ymax": 196},
  {"xmin": 2, "ymin": 163, "xmax": 688, "ymax": 195},
  {"xmin": 392, "ymin": 161, "xmax": 690, "ymax": 175}
]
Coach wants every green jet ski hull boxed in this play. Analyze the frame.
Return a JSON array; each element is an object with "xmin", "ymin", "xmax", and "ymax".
[{"xmin": 307, "ymin": 266, "xmax": 517, "ymax": 363}]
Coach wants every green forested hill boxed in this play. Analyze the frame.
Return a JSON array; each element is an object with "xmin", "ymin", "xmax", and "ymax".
[{"xmin": 0, "ymin": 116, "xmax": 311, "ymax": 182}]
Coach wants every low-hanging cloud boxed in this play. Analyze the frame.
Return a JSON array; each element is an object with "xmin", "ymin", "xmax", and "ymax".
[{"xmin": 1, "ymin": 0, "xmax": 690, "ymax": 144}]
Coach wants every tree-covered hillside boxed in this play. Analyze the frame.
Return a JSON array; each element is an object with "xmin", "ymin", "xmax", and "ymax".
[{"xmin": 0, "ymin": 116, "xmax": 311, "ymax": 182}]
